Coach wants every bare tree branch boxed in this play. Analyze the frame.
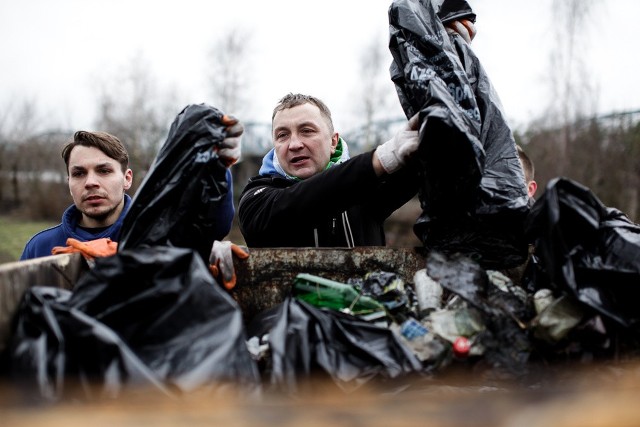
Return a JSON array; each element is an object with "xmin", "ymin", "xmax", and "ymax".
[{"xmin": 207, "ymin": 27, "xmax": 254, "ymax": 118}]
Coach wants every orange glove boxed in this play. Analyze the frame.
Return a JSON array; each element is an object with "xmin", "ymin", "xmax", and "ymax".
[
  {"xmin": 208, "ymin": 240, "xmax": 249, "ymax": 290},
  {"xmin": 51, "ymin": 237, "xmax": 118, "ymax": 261}
]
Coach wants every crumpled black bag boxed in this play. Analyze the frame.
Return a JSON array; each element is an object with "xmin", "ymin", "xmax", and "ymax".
[
  {"xmin": 118, "ymin": 103, "xmax": 231, "ymax": 261},
  {"xmin": 432, "ymin": 0, "xmax": 475, "ymax": 23},
  {"xmin": 388, "ymin": 0, "xmax": 530, "ymax": 269},
  {"xmin": 526, "ymin": 177, "xmax": 640, "ymax": 330},
  {"xmin": 5, "ymin": 246, "xmax": 260, "ymax": 401},
  {"xmin": 249, "ymin": 297, "xmax": 422, "ymax": 394}
]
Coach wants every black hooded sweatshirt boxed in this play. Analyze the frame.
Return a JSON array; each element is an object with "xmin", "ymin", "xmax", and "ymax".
[{"xmin": 238, "ymin": 151, "xmax": 418, "ymax": 248}]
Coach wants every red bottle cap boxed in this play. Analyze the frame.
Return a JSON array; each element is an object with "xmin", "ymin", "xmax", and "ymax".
[{"xmin": 453, "ymin": 336, "xmax": 470, "ymax": 358}]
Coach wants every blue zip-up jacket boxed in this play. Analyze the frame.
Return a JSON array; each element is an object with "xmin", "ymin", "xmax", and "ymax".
[
  {"xmin": 20, "ymin": 168, "xmax": 235, "ymax": 260},
  {"xmin": 20, "ymin": 195, "xmax": 133, "ymax": 260}
]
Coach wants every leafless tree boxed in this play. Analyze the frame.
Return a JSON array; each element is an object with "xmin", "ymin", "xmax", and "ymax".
[
  {"xmin": 0, "ymin": 101, "xmax": 11, "ymax": 205},
  {"xmin": 0, "ymin": 98, "xmax": 56, "ymax": 213},
  {"xmin": 352, "ymin": 32, "xmax": 403, "ymax": 152},
  {"xmin": 357, "ymin": 37, "xmax": 393, "ymax": 149},
  {"xmin": 206, "ymin": 27, "xmax": 254, "ymax": 119},
  {"xmin": 93, "ymin": 54, "xmax": 179, "ymax": 189},
  {"xmin": 544, "ymin": 0, "xmax": 601, "ymax": 168},
  {"xmin": 549, "ymin": 0, "xmax": 601, "ymax": 122},
  {"xmin": 524, "ymin": 108, "xmax": 640, "ymax": 223}
]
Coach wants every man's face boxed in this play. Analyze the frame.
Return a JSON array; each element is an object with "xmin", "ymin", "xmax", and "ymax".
[
  {"xmin": 67, "ymin": 145, "xmax": 132, "ymax": 227},
  {"xmin": 272, "ymin": 103, "xmax": 338, "ymax": 179}
]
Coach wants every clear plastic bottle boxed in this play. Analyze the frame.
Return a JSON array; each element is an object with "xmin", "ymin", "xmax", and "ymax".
[{"xmin": 413, "ymin": 268, "xmax": 443, "ymax": 318}]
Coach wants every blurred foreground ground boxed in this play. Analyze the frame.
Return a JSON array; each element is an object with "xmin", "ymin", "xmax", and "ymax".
[{"xmin": 2, "ymin": 360, "xmax": 640, "ymax": 427}]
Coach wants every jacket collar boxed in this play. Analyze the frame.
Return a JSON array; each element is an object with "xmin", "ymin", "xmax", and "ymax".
[{"xmin": 258, "ymin": 137, "xmax": 350, "ymax": 180}]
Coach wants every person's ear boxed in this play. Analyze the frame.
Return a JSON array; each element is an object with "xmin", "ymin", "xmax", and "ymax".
[
  {"xmin": 330, "ymin": 132, "xmax": 339, "ymax": 154},
  {"xmin": 528, "ymin": 180, "xmax": 537, "ymax": 198},
  {"xmin": 124, "ymin": 169, "xmax": 133, "ymax": 190}
]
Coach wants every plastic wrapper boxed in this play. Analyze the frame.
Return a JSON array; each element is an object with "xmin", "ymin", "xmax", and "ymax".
[
  {"xmin": 348, "ymin": 271, "xmax": 416, "ymax": 321},
  {"xmin": 388, "ymin": 0, "xmax": 530, "ymax": 269},
  {"xmin": 4, "ymin": 246, "xmax": 260, "ymax": 401},
  {"xmin": 526, "ymin": 177, "xmax": 640, "ymax": 330},
  {"xmin": 118, "ymin": 103, "xmax": 231, "ymax": 261}
]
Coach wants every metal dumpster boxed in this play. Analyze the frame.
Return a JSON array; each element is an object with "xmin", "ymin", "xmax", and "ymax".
[
  {"xmin": 1, "ymin": 249, "xmax": 640, "ymax": 427},
  {"xmin": 0, "ymin": 247, "xmax": 430, "ymax": 353}
]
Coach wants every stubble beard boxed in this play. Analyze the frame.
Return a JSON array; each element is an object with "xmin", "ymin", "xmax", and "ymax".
[{"xmin": 81, "ymin": 202, "xmax": 121, "ymax": 226}]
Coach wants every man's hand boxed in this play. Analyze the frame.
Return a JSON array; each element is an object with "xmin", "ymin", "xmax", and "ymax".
[
  {"xmin": 219, "ymin": 115, "xmax": 243, "ymax": 167},
  {"xmin": 446, "ymin": 19, "xmax": 476, "ymax": 44},
  {"xmin": 208, "ymin": 240, "xmax": 249, "ymax": 290},
  {"xmin": 373, "ymin": 113, "xmax": 421, "ymax": 175}
]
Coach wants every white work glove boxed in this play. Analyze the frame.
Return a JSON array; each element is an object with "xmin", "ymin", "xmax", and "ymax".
[
  {"xmin": 445, "ymin": 19, "xmax": 477, "ymax": 44},
  {"xmin": 219, "ymin": 115, "xmax": 243, "ymax": 167},
  {"xmin": 208, "ymin": 240, "xmax": 249, "ymax": 290},
  {"xmin": 375, "ymin": 113, "xmax": 421, "ymax": 174}
]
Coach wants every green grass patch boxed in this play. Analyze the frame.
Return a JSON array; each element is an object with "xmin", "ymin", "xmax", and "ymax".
[{"xmin": 0, "ymin": 216, "xmax": 57, "ymax": 263}]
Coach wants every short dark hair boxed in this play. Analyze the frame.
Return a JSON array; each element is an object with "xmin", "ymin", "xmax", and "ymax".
[
  {"xmin": 516, "ymin": 145, "xmax": 534, "ymax": 183},
  {"xmin": 272, "ymin": 93, "xmax": 335, "ymax": 134},
  {"xmin": 61, "ymin": 131, "xmax": 129, "ymax": 174}
]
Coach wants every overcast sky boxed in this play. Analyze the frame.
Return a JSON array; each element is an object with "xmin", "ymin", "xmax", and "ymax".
[{"xmin": 1, "ymin": 0, "xmax": 638, "ymax": 134}]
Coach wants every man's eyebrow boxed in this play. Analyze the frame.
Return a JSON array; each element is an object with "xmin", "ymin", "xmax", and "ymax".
[
  {"xmin": 274, "ymin": 120, "xmax": 319, "ymax": 134},
  {"xmin": 95, "ymin": 162, "xmax": 115, "ymax": 169},
  {"xmin": 70, "ymin": 161, "xmax": 115, "ymax": 170},
  {"xmin": 297, "ymin": 120, "xmax": 318, "ymax": 128}
]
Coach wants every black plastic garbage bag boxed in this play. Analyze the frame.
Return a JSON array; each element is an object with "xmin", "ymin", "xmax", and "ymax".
[
  {"xmin": 5, "ymin": 246, "xmax": 260, "ymax": 400},
  {"xmin": 388, "ymin": 0, "xmax": 530, "ymax": 269},
  {"xmin": 5, "ymin": 287, "xmax": 172, "ymax": 401},
  {"xmin": 425, "ymin": 251, "xmax": 533, "ymax": 377},
  {"xmin": 526, "ymin": 177, "xmax": 640, "ymax": 330},
  {"xmin": 118, "ymin": 104, "xmax": 232, "ymax": 261},
  {"xmin": 249, "ymin": 297, "xmax": 422, "ymax": 394}
]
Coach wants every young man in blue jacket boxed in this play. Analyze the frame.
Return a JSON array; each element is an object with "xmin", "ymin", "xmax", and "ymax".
[
  {"xmin": 21, "ymin": 131, "xmax": 134, "ymax": 260},
  {"xmin": 21, "ymin": 126, "xmax": 241, "ymax": 260}
]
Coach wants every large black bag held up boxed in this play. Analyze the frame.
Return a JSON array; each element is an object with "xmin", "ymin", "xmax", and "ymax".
[
  {"xmin": 118, "ymin": 104, "xmax": 232, "ymax": 261},
  {"xmin": 388, "ymin": 0, "xmax": 530, "ymax": 269}
]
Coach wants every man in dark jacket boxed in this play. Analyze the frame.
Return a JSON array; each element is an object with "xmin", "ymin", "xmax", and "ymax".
[{"xmin": 238, "ymin": 93, "xmax": 421, "ymax": 248}]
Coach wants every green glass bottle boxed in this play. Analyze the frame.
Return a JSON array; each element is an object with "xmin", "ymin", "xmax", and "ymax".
[{"xmin": 293, "ymin": 273, "xmax": 385, "ymax": 315}]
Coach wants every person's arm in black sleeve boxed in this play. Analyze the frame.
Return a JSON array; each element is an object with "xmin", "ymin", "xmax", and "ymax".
[
  {"xmin": 240, "ymin": 113, "xmax": 421, "ymax": 246},
  {"xmin": 369, "ymin": 163, "xmax": 421, "ymax": 220}
]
